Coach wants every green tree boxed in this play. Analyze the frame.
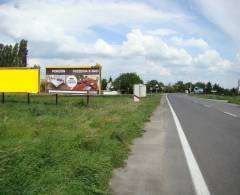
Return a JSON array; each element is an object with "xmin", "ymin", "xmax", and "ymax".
[
  {"xmin": 174, "ymin": 81, "xmax": 185, "ymax": 92},
  {"xmin": 0, "ymin": 43, "xmax": 4, "ymax": 66},
  {"xmin": 158, "ymin": 82, "xmax": 164, "ymax": 92},
  {"xmin": 18, "ymin": 39, "xmax": 28, "ymax": 66},
  {"xmin": 4, "ymin": 45, "xmax": 13, "ymax": 66},
  {"xmin": 184, "ymin": 82, "xmax": 193, "ymax": 92},
  {"xmin": 146, "ymin": 80, "xmax": 165, "ymax": 93},
  {"xmin": 230, "ymin": 88, "xmax": 238, "ymax": 96},
  {"xmin": 205, "ymin": 81, "xmax": 212, "ymax": 94},
  {"xmin": 101, "ymin": 78, "xmax": 107, "ymax": 90},
  {"xmin": 0, "ymin": 40, "xmax": 28, "ymax": 67},
  {"xmin": 212, "ymin": 83, "xmax": 224, "ymax": 94},
  {"xmin": 147, "ymin": 80, "xmax": 158, "ymax": 93},
  {"xmin": 12, "ymin": 43, "xmax": 20, "ymax": 66},
  {"xmin": 114, "ymin": 73, "xmax": 143, "ymax": 94},
  {"xmin": 194, "ymin": 82, "xmax": 205, "ymax": 89},
  {"xmin": 164, "ymin": 83, "xmax": 174, "ymax": 93}
]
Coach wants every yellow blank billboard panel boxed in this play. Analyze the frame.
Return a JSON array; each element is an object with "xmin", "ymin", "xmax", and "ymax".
[{"xmin": 0, "ymin": 68, "xmax": 40, "ymax": 93}]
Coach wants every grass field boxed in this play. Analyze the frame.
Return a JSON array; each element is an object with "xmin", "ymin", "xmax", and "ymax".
[
  {"xmin": 190, "ymin": 94, "xmax": 240, "ymax": 105},
  {"xmin": 0, "ymin": 94, "xmax": 160, "ymax": 195}
]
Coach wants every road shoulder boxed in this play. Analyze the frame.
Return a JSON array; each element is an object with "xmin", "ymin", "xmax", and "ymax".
[{"xmin": 110, "ymin": 95, "xmax": 195, "ymax": 195}]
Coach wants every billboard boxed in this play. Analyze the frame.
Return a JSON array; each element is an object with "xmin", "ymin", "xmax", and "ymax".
[
  {"xmin": 0, "ymin": 67, "xmax": 40, "ymax": 93},
  {"xmin": 46, "ymin": 65, "xmax": 101, "ymax": 94}
]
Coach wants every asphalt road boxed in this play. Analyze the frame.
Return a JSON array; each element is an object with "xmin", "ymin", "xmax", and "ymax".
[
  {"xmin": 111, "ymin": 94, "xmax": 240, "ymax": 195},
  {"xmin": 168, "ymin": 94, "xmax": 240, "ymax": 195}
]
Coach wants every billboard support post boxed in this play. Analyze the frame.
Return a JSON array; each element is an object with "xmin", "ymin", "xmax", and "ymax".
[
  {"xmin": 27, "ymin": 93, "xmax": 30, "ymax": 105},
  {"xmin": 87, "ymin": 91, "xmax": 89, "ymax": 105},
  {"xmin": 2, "ymin": 92, "xmax": 4, "ymax": 104},
  {"xmin": 55, "ymin": 94, "xmax": 58, "ymax": 105}
]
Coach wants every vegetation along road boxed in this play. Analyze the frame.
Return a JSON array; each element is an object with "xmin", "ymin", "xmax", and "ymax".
[{"xmin": 0, "ymin": 94, "xmax": 160, "ymax": 195}]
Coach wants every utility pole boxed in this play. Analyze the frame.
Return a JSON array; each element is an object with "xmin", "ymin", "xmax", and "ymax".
[{"xmin": 238, "ymin": 79, "xmax": 240, "ymax": 94}]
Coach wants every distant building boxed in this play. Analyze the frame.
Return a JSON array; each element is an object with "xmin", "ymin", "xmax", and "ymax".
[{"xmin": 194, "ymin": 87, "xmax": 204, "ymax": 94}]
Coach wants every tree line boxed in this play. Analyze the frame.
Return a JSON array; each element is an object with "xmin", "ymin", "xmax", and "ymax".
[
  {"xmin": 163, "ymin": 81, "xmax": 238, "ymax": 96},
  {"xmin": 102, "ymin": 73, "xmax": 239, "ymax": 96},
  {"xmin": 0, "ymin": 40, "xmax": 28, "ymax": 67},
  {"xmin": 102, "ymin": 73, "xmax": 143, "ymax": 94},
  {"xmin": 0, "ymin": 40, "xmax": 236, "ymax": 96},
  {"xmin": 101, "ymin": 73, "xmax": 165, "ymax": 94}
]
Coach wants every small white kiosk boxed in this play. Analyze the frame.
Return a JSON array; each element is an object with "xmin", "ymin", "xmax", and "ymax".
[{"xmin": 133, "ymin": 84, "xmax": 146, "ymax": 102}]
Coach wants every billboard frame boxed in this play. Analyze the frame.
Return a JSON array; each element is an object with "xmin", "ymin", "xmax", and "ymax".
[
  {"xmin": 45, "ymin": 64, "xmax": 102, "ymax": 95},
  {"xmin": 0, "ymin": 66, "xmax": 40, "ymax": 94},
  {"xmin": 0, "ymin": 66, "xmax": 40, "ymax": 104}
]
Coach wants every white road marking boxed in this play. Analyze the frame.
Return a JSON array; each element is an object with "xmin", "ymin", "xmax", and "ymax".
[
  {"xmin": 166, "ymin": 95, "xmax": 211, "ymax": 195},
  {"xmin": 223, "ymin": 112, "xmax": 237, "ymax": 118}
]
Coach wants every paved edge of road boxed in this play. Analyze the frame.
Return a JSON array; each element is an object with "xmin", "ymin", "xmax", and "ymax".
[
  {"xmin": 166, "ymin": 95, "xmax": 211, "ymax": 195},
  {"xmin": 110, "ymin": 94, "xmax": 195, "ymax": 195}
]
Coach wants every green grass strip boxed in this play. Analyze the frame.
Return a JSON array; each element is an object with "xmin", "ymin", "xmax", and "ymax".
[{"xmin": 0, "ymin": 94, "xmax": 160, "ymax": 195}]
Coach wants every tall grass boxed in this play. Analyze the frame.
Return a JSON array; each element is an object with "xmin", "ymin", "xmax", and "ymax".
[{"xmin": 0, "ymin": 94, "xmax": 160, "ymax": 194}]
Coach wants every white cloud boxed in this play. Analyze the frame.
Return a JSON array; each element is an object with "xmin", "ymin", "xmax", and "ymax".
[
  {"xmin": 236, "ymin": 53, "xmax": 240, "ymax": 64},
  {"xmin": 194, "ymin": 0, "xmax": 240, "ymax": 48},
  {"xmin": 0, "ymin": 0, "xmax": 237, "ymax": 87},
  {"xmin": 120, "ymin": 29, "xmax": 193, "ymax": 66},
  {"xmin": 0, "ymin": 0, "xmax": 182, "ymax": 42},
  {"xmin": 194, "ymin": 49, "xmax": 231, "ymax": 70},
  {"xmin": 144, "ymin": 62, "xmax": 171, "ymax": 76},
  {"xmin": 94, "ymin": 39, "xmax": 115, "ymax": 55},
  {"xmin": 229, "ymin": 53, "xmax": 240, "ymax": 75},
  {"xmin": 121, "ymin": 29, "xmax": 147, "ymax": 56},
  {"xmin": 0, "ymin": 0, "xmax": 186, "ymax": 57},
  {"xmin": 171, "ymin": 37, "xmax": 209, "ymax": 50},
  {"xmin": 147, "ymin": 28, "xmax": 178, "ymax": 36}
]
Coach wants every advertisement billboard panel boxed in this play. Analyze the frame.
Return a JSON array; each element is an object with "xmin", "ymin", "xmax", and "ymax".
[
  {"xmin": 0, "ymin": 67, "xmax": 40, "ymax": 93},
  {"xmin": 46, "ymin": 65, "xmax": 101, "ymax": 94}
]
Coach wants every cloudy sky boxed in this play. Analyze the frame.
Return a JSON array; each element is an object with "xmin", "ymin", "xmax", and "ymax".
[{"xmin": 0, "ymin": 0, "xmax": 239, "ymax": 87}]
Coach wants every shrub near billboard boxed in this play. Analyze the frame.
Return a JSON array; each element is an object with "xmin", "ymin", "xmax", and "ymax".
[{"xmin": 46, "ymin": 65, "xmax": 101, "ymax": 94}]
